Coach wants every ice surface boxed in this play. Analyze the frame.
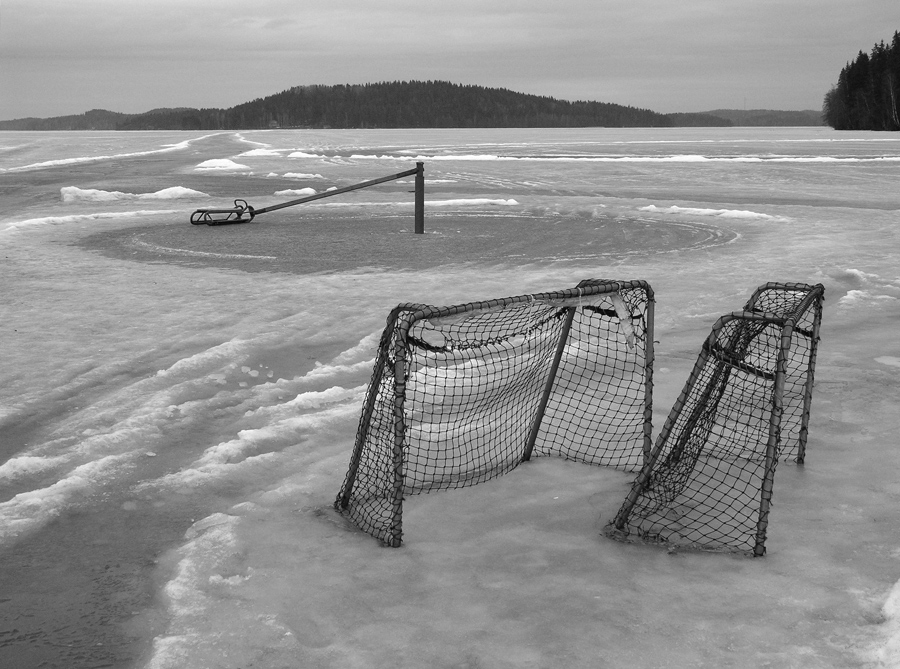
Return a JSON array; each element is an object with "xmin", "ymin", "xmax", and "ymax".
[{"xmin": 2, "ymin": 127, "xmax": 900, "ymax": 667}]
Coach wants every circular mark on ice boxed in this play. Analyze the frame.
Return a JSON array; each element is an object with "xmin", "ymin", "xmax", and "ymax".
[{"xmin": 81, "ymin": 211, "xmax": 738, "ymax": 275}]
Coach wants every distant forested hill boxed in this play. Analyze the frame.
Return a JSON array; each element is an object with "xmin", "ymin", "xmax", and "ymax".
[
  {"xmin": 3, "ymin": 81, "xmax": 829, "ymax": 131},
  {"xmin": 0, "ymin": 107, "xmax": 195, "ymax": 130},
  {"xmin": 0, "ymin": 82, "xmax": 736, "ymax": 130},
  {"xmin": 823, "ymin": 30, "xmax": 900, "ymax": 130},
  {"xmin": 662, "ymin": 112, "xmax": 732, "ymax": 127},
  {"xmin": 702, "ymin": 109, "xmax": 824, "ymax": 126},
  {"xmin": 115, "ymin": 81, "xmax": 675, "ymax": 130},
  {"xmin": 0, "ymin": 109, "xmax": 129, "ymax": 130}
]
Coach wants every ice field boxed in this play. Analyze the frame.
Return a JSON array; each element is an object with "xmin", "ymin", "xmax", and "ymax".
[{"xmin": 1, "ymin": 127, "xmax": 900, "ymax": 667}]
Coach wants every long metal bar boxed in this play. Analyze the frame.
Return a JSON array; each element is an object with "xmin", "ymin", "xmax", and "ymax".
[
  {"xmin": 522, "ymin": 306, "xmax": 577, "ymax": 462},
  {"xmin": 190, "ymin": 165, "xmax": 423, "ymax": 225},
  {"xmin": 254, "ymin": 166, "xmax": 420, "ymax": 215}
]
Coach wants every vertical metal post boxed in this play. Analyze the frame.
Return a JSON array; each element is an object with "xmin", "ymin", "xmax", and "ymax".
[
  {"xmin": 388, "ymin": 318, "xmax": 412, "ymax": 547},
  {"xmin": 523, "ymin": 307, "xmax": 576, "ymax": 462},
  {"xmin": 337, "ymin": 311, "xmax": 399, "ymax": 511},
  {"xmin": 796, "ymin": 294, "xmax": 823, "ymax": 464},
  {"xmin": 754, "ymin": 321, "xmax": 793, "ymax": 556},
  {"xmin": 414, "ymin": 161, "xmax": 425, "ymax": 234},
  {"xmin": 642, "ymin": 297, "xmax": 655, "ymax": 465}
]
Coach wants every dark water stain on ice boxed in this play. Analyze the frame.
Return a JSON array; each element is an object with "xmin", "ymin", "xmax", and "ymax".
[
  {"xmin": 0, "ymin": 501, "xmax": 172, "ymax": 668},
  {"xmin": 0, "ymin": 480, "xmax": 252, "ymax": 669},
  {"xmin": 79, "ymin": 210, "xmax": 736, "ymax": 276}
]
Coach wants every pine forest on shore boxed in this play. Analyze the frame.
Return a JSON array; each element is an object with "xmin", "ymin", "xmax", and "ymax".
[{"xmin": 823, "ymin": 30, "xmax": 900, "ymax": 130}]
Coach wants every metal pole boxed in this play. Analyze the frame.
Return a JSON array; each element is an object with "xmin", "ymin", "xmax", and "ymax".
[
  {"xmin": 414, "ymin": 161, "xmax": 425, "ymax": 234},
  {"xmin": 254, "ymin": 166, "xmax": 420, "ymax": 215},
  {"xmin": 642, "ymin": 296, "xmax": 655, "ymax": 465},
  {"xmin": 337, "ymin": 309, "xmax": 401, "ymax": 511},
  {"xmin": 754, "ymin": 320, "xmax": 793, "ymax": 556},
  {"xmin": 522, "ymin": 307, "xmax": 576, "ymax": 462},
  {"xmin": 796, "ymin": 291, "xmax": 824, "ymax": 464},
  {"xmin": 388, "ymin": 318, "xmax": 412, "ymax": 547}
]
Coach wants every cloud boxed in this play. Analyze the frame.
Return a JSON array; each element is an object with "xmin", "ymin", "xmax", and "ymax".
[{"xmin": 1, "ymin": 0, "xmax": 898, "ymax": 118}]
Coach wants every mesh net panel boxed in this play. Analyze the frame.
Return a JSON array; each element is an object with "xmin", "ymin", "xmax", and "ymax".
[
  {"xmin": 336, "ymin": 280, "xmax": 653, "ymax": 545},
  {"xmin": 607, "ymin": 283, "xmax": 824, "ymax": 555},
  {"xmin": 746, "ymin": 285, "xmax": 823, "ymax": 463}
]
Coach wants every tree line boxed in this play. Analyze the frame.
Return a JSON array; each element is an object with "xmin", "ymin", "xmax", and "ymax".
[
  {"xmin": 823, "ymin": 31, "xmax": 900, "ymax": 130},
  {"xmin": 114, "ymin": 81, "xmax": 727, "ymax": 130}
]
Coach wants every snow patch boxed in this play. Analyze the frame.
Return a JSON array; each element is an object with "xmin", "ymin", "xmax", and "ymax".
[
  {"xmin": 273, "ymin": 187, "xmax": 316, "ymax": 197},
  {"xmin": 237, "ymin": 149, "xmax": 283, "ymax": 157},
  {"xmin": 61, "ymin": 186, "xmax": 209, "ymax": 202},
  {"xmin": 0, "ymin": 135, "xmax": 220, "ymax": 173},
  {"xmin": 0, "ymin": 454, "xmax": 134, "ymax": 544},
  {"xmin": 429, "ymin": 198, "xmax": 518, "ymax": 207},
  {"xmin": 638, "ymin": 204, "xmax": 789, "ymax": 221},
  {"xmin": 148, "ymin": 403, "xmax": 358, "ymax": 489},
  {"xmin": 838, "ymin": 290, "xmax": 898, "ymax": 306},
  {"xmin": 287, "ymin": 151, "xmax": 325, "ymax": 158},
  {"xmin": 0, "ymin": 455, "xmax": 68, "ymax": 481},
  {"xmin": 868, "ymin": 579, "xmax": 900, "ymax": 667},
  {"xmin": 194, "ymin": 159, "xmax": 250, "ymax": 171},
  {"xmin": 2, "ymin": 210, "xmax": 179, "ymax": 233}
]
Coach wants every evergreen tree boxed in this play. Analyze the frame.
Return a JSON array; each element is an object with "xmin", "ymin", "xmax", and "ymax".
[{"xmin": 824, "ymin": 33, "xmax": 900, "ymax": 131}]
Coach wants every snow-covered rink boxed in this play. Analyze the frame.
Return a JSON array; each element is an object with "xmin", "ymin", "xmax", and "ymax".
[{"xmin": 2, "ymin": 127, "xmax": 899, "ymax": 667}]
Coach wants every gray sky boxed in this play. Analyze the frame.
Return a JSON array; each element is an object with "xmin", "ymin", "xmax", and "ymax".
[{"xmin": 1, "ymin": 0, "xmax": 897, "ymax": 120}]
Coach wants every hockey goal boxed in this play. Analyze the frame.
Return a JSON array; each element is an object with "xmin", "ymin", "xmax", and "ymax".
[
  {"xmin": 606, "ymin": 282, "xmax": 825, "ymax": 556},
  {"xmin": 335, "ymin": 279, "xmax": 655, "ymax": 546}
]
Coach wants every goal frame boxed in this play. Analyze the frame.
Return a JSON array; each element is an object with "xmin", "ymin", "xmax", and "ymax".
[
  {"xmin": 335, "ymin": 279, "xmax": 655, "ymax": 546},
  {"xmin": 607, "ymin": 282, "xmax": 824, "ymax": 556}
]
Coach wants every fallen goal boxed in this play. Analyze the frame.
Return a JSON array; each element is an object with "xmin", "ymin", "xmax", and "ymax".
[
  {"xmin": 334, "ymin": 279, "xmax": 655, "ymax": 546},
  {"xmin": 606, "ymin": 282, "xmax": 825, "ymax": 556}
]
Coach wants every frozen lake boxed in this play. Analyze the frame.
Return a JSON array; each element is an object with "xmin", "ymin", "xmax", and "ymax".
[{"xmin": 2, "ymin": 127, "xmax": 900, "ymax": 667}]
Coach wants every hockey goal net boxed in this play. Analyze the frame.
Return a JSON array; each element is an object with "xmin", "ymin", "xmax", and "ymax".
[
  {"xmin": 606, "ymin": 282, "xmax": 824, "ymax": 556},
  {"xmin": 335, "ymin": 279, "xmax": 655, "ymax": 546}
]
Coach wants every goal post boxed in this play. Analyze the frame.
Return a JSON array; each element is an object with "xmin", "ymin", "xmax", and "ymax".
[
  {"xmin": 335, "ymin": 279, "xmax": 655, "ymax": 546},
  {"xmin": 606, "ymin": 282, "xmax": 824, "ymax": 556}
]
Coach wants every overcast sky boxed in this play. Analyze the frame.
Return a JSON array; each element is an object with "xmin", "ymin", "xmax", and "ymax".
[{"xmin": 1, "ymin": 0, "xmax": 897, "ymax": 120}]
